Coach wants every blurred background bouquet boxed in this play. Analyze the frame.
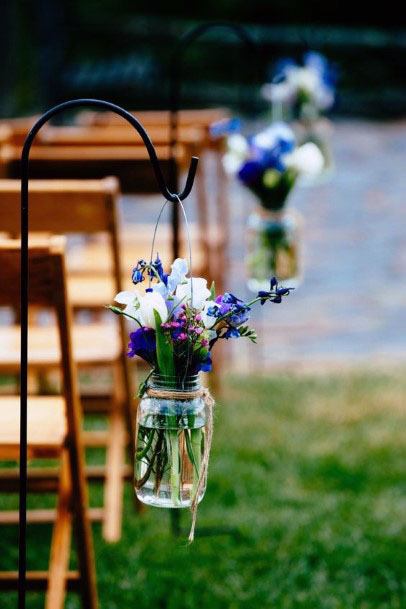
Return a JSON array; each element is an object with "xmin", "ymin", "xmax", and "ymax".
[
  {"xmin": 262, "ymin": 52, "xmax": 337, "ymax": 179},
  {"xmin": 223, "ymin": 122, "xmax": 324, "ymax": 288}
]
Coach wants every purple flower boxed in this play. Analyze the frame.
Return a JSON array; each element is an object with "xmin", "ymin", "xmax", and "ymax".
[
  {"xmin": 127, "ymin": 327, "xmax": 156, "ymax": 364},
  {"xmin": 215, "ymin": 293, "xmax": 250, "ymax": 325}
]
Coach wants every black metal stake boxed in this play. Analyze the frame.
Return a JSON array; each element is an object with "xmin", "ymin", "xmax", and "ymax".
[
  {"xmin": 168, "ymin": 21, "xmax": 257, "ymax": 539},
  {"xmin": 168, "ymin": 21, "xmax": 257, "ymax": 260},
  {"xmin": 18, "ymin": 98, "xmax": 198, "ymax": 609}
]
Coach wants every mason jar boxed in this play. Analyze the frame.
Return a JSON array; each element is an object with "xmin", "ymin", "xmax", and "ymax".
[
  {"xmin": 246, "ymin": 208, "xmax": 302, "ymax": 292},
  {"xmin": 135, "ymin": 374, "xmax": 208, "ymax": 509}
]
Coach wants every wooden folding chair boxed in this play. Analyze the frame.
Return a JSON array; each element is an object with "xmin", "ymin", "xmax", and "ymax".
[
  {"xmin": 0, "ymin": 138, "xmax": 187, "ymax": 193},
  {"xmin": 0, "ymin": 178, "xmax": 134, "ymax": 542},
  {"xmin": 0, "ymin": 116, "xmax": 228, "ymax": 291},
  {"xmin": 0, "ymin": 237, "xmax": 98, "ymax": 609}
]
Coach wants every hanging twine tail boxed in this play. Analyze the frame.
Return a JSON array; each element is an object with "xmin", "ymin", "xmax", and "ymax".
[{"xmin": 188, "ymin": 388, "xmax": 215, "ymax": 543}]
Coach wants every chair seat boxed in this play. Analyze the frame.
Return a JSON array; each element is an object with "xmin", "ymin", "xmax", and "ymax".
[
  {"xmin": 65, "ymin": 222, "xmax": 222, "ymax": 309},
  {"xmin": 0, "ymin": 323, "xmax": 121, "ymax": 371},
  {"xmin": 0, "ymin": 396, "xmax": 66, "ymax": 459},
  {"xmin": 67, "ymin": 276, "xmax": 132, "ymax": 309},
  {"xmin": 66, "ymin": 222, "xmax": 209, "ymax": 276}
]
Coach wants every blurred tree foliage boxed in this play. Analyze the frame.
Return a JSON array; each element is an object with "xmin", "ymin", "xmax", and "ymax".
[
  {"xmin": 1, "ymin": 0, "xmax": 404, "ymax": 117},
  {"xmin": 72, "ymin": 0, "xmax": 402, "ymax": 28}
]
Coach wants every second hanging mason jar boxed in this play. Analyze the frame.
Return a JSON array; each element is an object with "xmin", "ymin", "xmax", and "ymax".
[
  {"xmin": 135, "ymin": 374, "xmax": 208, "ymax": 509},
  {"xmin": 246, "ymin": 208, "xmax": 302, "ymax": 292}
]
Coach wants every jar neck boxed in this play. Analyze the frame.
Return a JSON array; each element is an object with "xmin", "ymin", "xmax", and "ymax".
[
  {"xmin": 256, "ymin": 207, "xmax": 285, "ymax": 222},
  {"xmin": 149, "ymin": 373, "xmax": 201, "ymax": 392}
]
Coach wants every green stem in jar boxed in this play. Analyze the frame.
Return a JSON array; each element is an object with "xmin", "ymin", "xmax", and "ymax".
[
  {"xmin": 184, "ymin": 428, "xmax": 199, "ymax": 476},
  {"xmin": 136, "ymin": 428, "xmax": 155, "ymax": 461},
  {"xmin": 190, "ymin": 428, "xmax": 203, "ymax": 500},
  {"xmin": 167, "ymin": 429, "xmax": 181, "ymax": 506}
]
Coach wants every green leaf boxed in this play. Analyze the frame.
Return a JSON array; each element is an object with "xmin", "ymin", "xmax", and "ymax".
[
  {"xmin": 238, "ymin": 325, "xmax": 258, "ymax": 343},
  {"xmin": 209, "ymin": 281, "xmax": 216, "ymax": 300},
  {"xmin": 153, "ymin": 310, "xmax": 175, "ymax": 377}
]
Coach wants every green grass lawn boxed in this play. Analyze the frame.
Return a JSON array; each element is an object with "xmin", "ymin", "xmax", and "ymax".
[{"xmin": 1, "ymin": 370, "xmax": 405, "ymax": 608}]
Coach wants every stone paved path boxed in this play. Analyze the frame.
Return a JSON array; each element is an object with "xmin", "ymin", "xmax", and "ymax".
[{"xmin": 123, "ymin": 120, "xmax": 406, "ymax": 372}]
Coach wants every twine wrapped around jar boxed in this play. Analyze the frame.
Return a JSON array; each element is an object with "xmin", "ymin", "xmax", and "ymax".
[{"xmin": 146, "ymin": 386, "xmax": 215, "ymax": 542}]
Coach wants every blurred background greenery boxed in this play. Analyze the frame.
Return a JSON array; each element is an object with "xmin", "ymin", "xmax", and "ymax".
[{"xmin": 1, "ymin": 1, "xmax": 405, "ymax": 117}]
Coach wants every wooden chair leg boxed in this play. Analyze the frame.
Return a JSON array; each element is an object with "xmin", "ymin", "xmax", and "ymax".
[
  {"xmin": 102, "ymin": 406, "xmax": 126, "ymax": 542},
  {"xmin": 121, "ymin": 345, "xmax": 136, "ymax": 460},
  {"xmin": 45, "ymin": 451, "xmax": 72, "ymax": 609},
  {"xmin": 69, "ymin": 428, "xmax": 98, "ymax": 609},
  {"xmin": 102, "ymin": 363, "xmax": 127, "ymax": 542}
]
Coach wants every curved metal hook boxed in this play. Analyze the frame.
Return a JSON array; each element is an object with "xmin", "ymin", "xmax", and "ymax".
[
  {"xmin": 169, "ymin": 20, "xmax": 257, "ymax": 126},
  {"xmin": 166, "ymin": 22, "xmax": 257, "ymax": 259},
  {"xmin": 176, "ymin": 20, "xmax": 256, "ymax": 57},
  {"xmin": 18, "ymin": 97, "xmax": 198, "ymax": 606}
]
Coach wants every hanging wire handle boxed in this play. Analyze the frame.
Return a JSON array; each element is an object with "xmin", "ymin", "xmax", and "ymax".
[
  {"xmin": 149, "ymin": 194, "xmax": 194, "ymax": 304},
  {"xmin": 148, "ymin": 194, "xmax": 195, "ymax": 386}
]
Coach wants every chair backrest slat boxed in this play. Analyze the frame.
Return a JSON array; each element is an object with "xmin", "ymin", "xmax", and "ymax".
[
  {"xmin": 0, "ymin": 237, "xmax": 67, "ymax": 307},
  {"xmin": 38, "ymin": 125, "xmax": 205, "ymax": 147},
  {"xmin": 76, "ymin": 108, "xmax": 229, "ymax": 129},
  {"xmin": 0, "ymin": 177, "xmax": 119, "ymax": 234}
]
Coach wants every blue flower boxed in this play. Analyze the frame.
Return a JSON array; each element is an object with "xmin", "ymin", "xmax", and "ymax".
[
  {"xmin": 127, "ymin": 327, "xmax": 156, "ymax": 364},
  {"xmin": 258, "ymin": 277, "xmax": 293, "ymax": 305},
  {"xmin": 198, "ymin": 352, "xmax": 212, "ymax": 372},
  {"xmin": 210, "ymin": 117, "xmax": 241, "ymax": 138},
  {"xmin": 207, "ymin": 305, "xmax": 221, "ymax": 318},
  {"xmin": 250, "ymin": 124, "xmax": 295, "ymax": 173},
  {"xmin": 223, "ymin": 327, "xmax": 240, "ymax": 339},
  {"xmin": 228, "ymin": 303, "xmax": 250, "ymax": 325},
  {"xmin": 151, "ymin": 255, "xmax": 167, "ymax": 283},
  {"xmin": 271, "ymin": 57, "xmax": 296, "ymax": 81},
  {"xmin": 261, "ymin": 145, "xmax": 287, "ymax": 172},
  {"xmin": 220, "ymin": 293, "xmax": 241, "ymax": 304},
  {"xmin": 238, "ymin": 160, "xmax": 263, "ymax": 185},
  {"xmin": 131, "ymin": 259, "xmax": 147, "ymax": 285},
  {"xmin": 304, "ymin": 51, "xmax": 337, "ymax": 89}
]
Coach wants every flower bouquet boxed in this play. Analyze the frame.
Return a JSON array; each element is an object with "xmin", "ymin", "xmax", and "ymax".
[
  {"xmin": 223, "ymin": 122, "xmax": 324, "ymax": 290},
  {"xmin": 109, "ymin": 256, "xmax": 292, "ymax": 538},
  {"xmin": 261, "ymin": 51, "xmax": 337, "ymax": 178}
]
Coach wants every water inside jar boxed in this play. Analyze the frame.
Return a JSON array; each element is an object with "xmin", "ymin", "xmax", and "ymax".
[{"xmin": 135, "ymin": 417, "xmax": 206, "ymax": 509}]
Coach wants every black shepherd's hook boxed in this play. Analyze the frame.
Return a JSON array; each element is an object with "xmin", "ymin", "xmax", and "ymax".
[
  {"xmin": 18, "ymin": 97, "xmax": 198, "ymax": 609},
  {"xmin": 168, "ymin": 21, "xmax": 257, "ymax": 259},
  {"xmin": 167, "ymin": 21, "xmax": 256, "ymax": 538}
]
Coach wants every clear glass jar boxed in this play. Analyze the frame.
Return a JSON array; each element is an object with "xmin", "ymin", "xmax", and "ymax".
[
  {"xmin": 246, "ymin": 208, "xmax": 302, "ymax": 292},
  {"xmin": 135, "ymin": 374, "xmax": 207, "ymax": 509}
]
